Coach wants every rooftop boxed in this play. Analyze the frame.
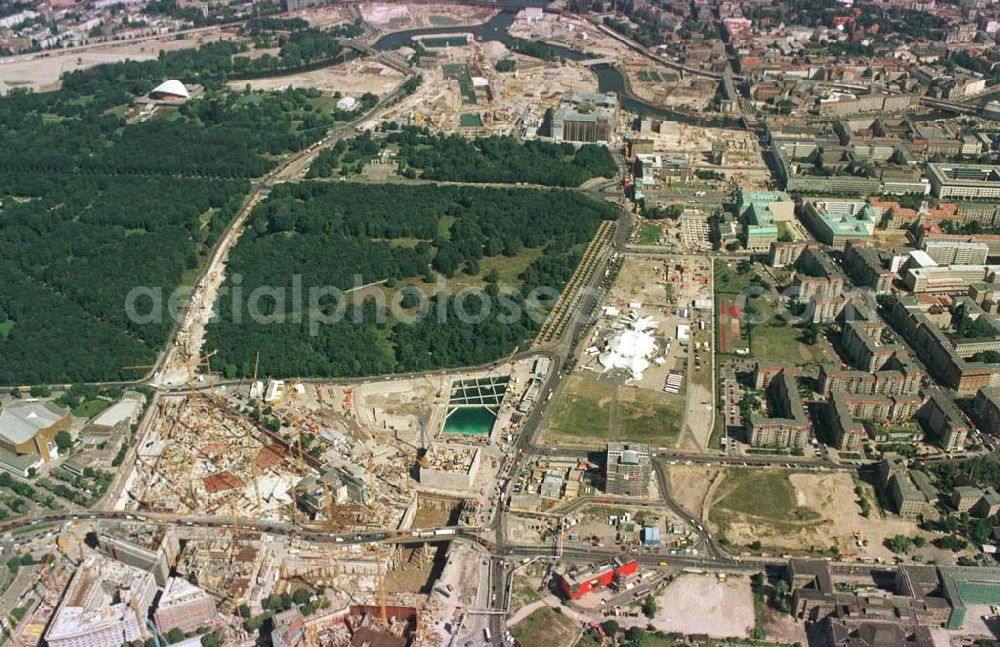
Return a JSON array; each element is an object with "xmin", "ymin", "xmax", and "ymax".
[{"xmin": 0, "ymin": 402, "xmax": 68, "ymax": 445}]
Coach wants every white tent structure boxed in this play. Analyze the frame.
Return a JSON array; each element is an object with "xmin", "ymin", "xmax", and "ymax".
[{"xmin": 598, "ymin": 317, "xmax": 658, "ymax": 380}]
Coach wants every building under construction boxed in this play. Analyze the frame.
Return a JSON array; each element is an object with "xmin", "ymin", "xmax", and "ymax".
[{"xmin": 418, "ymin": 444, "xmax": 481, "ymax": 492}]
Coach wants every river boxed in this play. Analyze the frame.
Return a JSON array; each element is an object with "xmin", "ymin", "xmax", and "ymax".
[{"xmin": 371, "ymin": 11, "xmax": 739, "ymax": 124}]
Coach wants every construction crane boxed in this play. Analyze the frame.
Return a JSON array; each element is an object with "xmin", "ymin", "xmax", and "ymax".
[
  {"xmin": 417, "ymin": 415, "xmax": 430, "ymax": 469},
  {"xmin": 246, "ymin": 353, "xmax": 264, "ymax": 510},
  {"xmin": 374, "ymin": 542, "xmax": 389, "ymax": 629}
]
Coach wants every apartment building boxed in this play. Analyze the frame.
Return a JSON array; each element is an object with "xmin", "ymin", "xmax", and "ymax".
[
  {"xmin": 750, "ymin": 367, "xmax": 810, "ymax": 449},
  {"xmin": 917, "ymin": 390, "xmax": 970, "ymax": 452},
  {"xmin": 972, "ymin": 387, "xmax": 1000, "ymax": 434},
  {"xmin": 890, "ymin": 296, "xmax": 1000, "ymax": 394},
  {"xmin": 843, "ymin": 242, "xmax": 900, "ymax": 294},
  {"xmin": 827, "ymin": 393, "xmax": 866, "ymax": 451}
]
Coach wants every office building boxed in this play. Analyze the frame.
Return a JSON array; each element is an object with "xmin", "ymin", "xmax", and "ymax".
[
  {"xmin": 923, "ymin": 241, "xmax": 990, "ymax": 266},
  {"xmin": 551, "ymin": 93, "xmax": 618, "ymax": 144},
  {"xmin": 737, "ymin": 187, "xmax": 793, "ymax": 253},
  {"xmin": 605, "ymin": 442, "xmax": 651, "ymax": 496},
  {"xmin": 904, "ymin": 263, "xmax": 1000, "ymax": 294},
  {"xmin": 46, "ymin": 555, "xmax": 157, "ymax": 647},
  {"xmin": 928, "ymin": 163, "xmax": 1000, "ymax": 199},
  {"xmin": 154, "ymin": 577, "xmax": 218, "ymax": 634},
  {"xmin": 97, "ymin": 525, "xmax": 180, "ymax": 587},
  {"xmin": 800, "ymin": 199, "xmax": 878, "ymax": 248},
  {"xmin": 558, "ymin": 558, "xmax": 638, "ymax": 600}
]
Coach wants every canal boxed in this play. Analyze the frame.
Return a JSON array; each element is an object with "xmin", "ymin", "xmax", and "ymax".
[{"xmin": 371, "ymin": 10, "xmax": 743, "ymax": 126}]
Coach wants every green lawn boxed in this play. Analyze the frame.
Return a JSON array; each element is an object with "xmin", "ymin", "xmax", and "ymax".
[
  {"xmin": 638, "ymin": 222, "xmax": 662, "ymax": 245},
  {"xmin": 749, "ymin": 322, "xmax": 824, "ymax": 366},
  {"xmin": 445, "ymin": 248, "xmax": 544, "ymax": 291},
  {"xmin": 72, "ymin": 398, "xmax": 111, "ymax": 420},
  {"xmin": 508, "ymin": 578, "xmax": 542, "ymax": 613},
  {"xmin": 711, "ymin": 469, "xmax": 820, "ymax": 525},
  {"xmin": 510, "ymin": 607, "xmax": 580, "ymax": 647},
  {"xmin": 542, "ymin": 375, "xmax": 614, "ymax": 445},
  {"xmin": 714, "ymin": 258, "xmax": 755, "ymax": 294},
  {"xmin": 615, "ymin": 388, "xmax": 684, "ymax": 445}
]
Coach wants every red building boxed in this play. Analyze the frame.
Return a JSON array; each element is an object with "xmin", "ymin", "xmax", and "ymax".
[{"xmin": 558, "ymin": 558, "xmax": 639, "ymax": 600}]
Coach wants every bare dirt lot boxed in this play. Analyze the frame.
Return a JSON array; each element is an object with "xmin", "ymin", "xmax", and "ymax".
[
  {"xmin": 0, "ymin": 30, "xmax": 239, "ymax": 94},
  {"xmin": 651, "ymin": 574, "xmax": 755, "ymax": 638},
  {"xmin": 227, "ymin": 58, "xmax": 406, "ymax": 96},
  {"xmin": 624, "ymin": 65, "xmax": 716, "ymax": 111},
  {"xmin": 704, "ymin": 468, "xmax": 924, "ymax": 560},
  {"xmin": 362, "ymin": 3, "xmax": 496, "ymax": 29},
  {"xmin": 666, "ymin": 464, "xmax": 717, "ymax": 521}
]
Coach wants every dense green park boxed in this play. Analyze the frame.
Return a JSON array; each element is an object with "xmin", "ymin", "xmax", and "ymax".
[
  {"xmin": 0, "ymin": 25, "xmax": 620, "ymax": 384},
  {"xmin": 0, "ymin": 27, "xmax": 352, "ymax": 383},
  {"xmin": 204, "ymin": 182, "xmax": 618, "ymax": 378},
  {"xmin": 388, "ymin": 127, "xmax": 618, "ymax": 187}
]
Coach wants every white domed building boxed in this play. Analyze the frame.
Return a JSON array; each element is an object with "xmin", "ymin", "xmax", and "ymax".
[
  {"xmin": 148, "ymin": 79, "xmax": 190, "ymax": 102},
  {"xmin": 598, "ymin": 316, "xmax": 658, "ymax": 380}
]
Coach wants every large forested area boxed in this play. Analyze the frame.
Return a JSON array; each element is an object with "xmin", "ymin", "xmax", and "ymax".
[
  {"xmin": 0, "ymin": 26, "xmax": 353, "ymax": 383},
  {"xmin": 204, "ymin": 182, "xmax": 617, "ymax": 378},
  {"xmin": 388, "ymin": 127, "xmax": 617, "ymax": 187}
]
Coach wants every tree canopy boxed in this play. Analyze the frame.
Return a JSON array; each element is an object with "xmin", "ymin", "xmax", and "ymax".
[
  {"xmin": 204, "ymin": 182, "xmax": 617, "ymax": 378},
  {"xmin": 388, "ymin": 127, "xmax": 617, "ymax": 187}
]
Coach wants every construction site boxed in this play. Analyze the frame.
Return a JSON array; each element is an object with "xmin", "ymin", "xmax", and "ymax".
[
  {"xmin": 116, "ymin": 376, "xmax": 412, "ymax": 531},
  {"xmin": 118, "ymin": 354, "xmax": 547, "ymax": 525},
  {"xmin": 540, "ymin": 255, "xmax": 713, "ymax": 450},
  {"xmin": 624, "ymin": 64, "xmax": 717, "ymax": 112}
]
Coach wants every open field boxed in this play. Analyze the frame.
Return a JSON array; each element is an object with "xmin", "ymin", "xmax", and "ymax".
[
  {"xmin": 625, "ymin": 64, "xmax": 715, "ymax": 111},
  {"xmin": 711, "ymin": 469, "xmax": 820, "ymax": 526},
  {"xmin": 750, "ymin": 321, "xmax": 825, "ymax": 366},
  {"xmin": 541, "ymin": 376, "xmax": 684, "ymax": 447},
  {"xmin": 651, "ymin": 574, "xmax": 755, "ymax": 638},
  {"xmin": 615, "ymin": 387, "xmax": 684, "ymax": 445},
  {"xmin": 509, "ymin": 606, "xmax": 580, "ymax": 647},
  {"xmin": 541, "ymin": 375, "xmax": 614, "ymax": 445},
  {"xmin": 667, "ymin": 465, "xmax": 717, "ymax": 521},
  {"xmin": 0, "ymin": 30, "xmax": 240, "ymax": 94},
  {"xmin": 226, "ymin": 58, "xmax": 405, "ymax": 96},
  {"xmin": 361, "ymin": 3, "xmax": 495, "ymax": 29},
  {"xmin": 702, "ymin": 468, "xmax": 924, "ymax": 559}
]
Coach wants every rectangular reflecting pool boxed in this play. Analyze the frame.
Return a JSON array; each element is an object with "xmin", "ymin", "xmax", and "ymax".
[{"xmin": 442, "ymin": 406, "xmax": 496, "ymax": 436}]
